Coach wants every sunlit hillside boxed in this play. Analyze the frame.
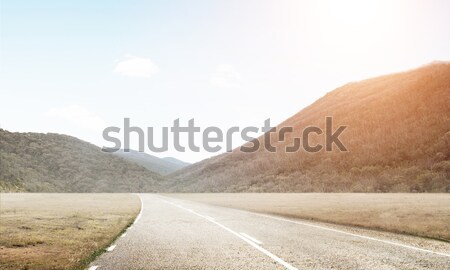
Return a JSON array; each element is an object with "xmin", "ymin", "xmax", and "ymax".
[{"xmin": 168, "ymin": 62, "xmax": 450, "ymax": 192}]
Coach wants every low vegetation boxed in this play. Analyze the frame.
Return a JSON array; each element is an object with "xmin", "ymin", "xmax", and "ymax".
[
  {"xmin": 0, "ymin": 193, "xmax": 140, "ymax": 270},
  {"xmin": 167, "ymin": 193, "xmax": 450, "ymax": 241},
  {"xmin": 169, "ymin": 62, "xmax": 450, "ymax": 192}
]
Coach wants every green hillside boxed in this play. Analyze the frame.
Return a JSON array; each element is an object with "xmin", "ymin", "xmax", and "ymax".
[{"xmin": 0, "ymin": 130, "xmax": 163, "ymax": 192}]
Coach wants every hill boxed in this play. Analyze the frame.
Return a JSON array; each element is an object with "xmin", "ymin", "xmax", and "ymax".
[
  {"xmin": 168, "ymin": 62, "xmax": 450, "ymax": 192},
  {"xmin": 113, "ymin": 149, "xmax": 189, "ymax": 175},
  {"xmin": 162, "ymin": 157, "xmax": 190, "ymax": 168},
  {"xmin": 0, "ymin": 130, "xmax": 164, "ymax": 192}
]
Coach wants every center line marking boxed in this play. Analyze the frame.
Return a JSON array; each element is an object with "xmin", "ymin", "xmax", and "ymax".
[
  {"xmin": 162, "ymin": 200, "xmax": 298, "ymax": 270},
  {"xmin": 160, "ymin": 196, "xmax": 450, "ymax": 258},
  {"xmin": 87, "ymin": 266, "xmax": 98, "ymax": 270},
  {"xmin": 240, "ymin": 232, "xmax": 263, "ymax": 245}
]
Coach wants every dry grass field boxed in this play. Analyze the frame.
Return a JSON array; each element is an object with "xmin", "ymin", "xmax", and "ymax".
[
  {"xmin": 0, "ymin": 193, "xmax": 140, "ymax": 270},
  {"xmin": 167, "ymin": 193, "xmax": 450, "ymax": 241}
]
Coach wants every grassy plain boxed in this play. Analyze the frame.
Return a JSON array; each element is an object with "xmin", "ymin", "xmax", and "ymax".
[
  {"xmin": 167, "ymin": 193, "xmax": 450, "ymax": 241},
  {"xmin": 0, "ymin": 193, "xmax": 140, "ymax": 270}
]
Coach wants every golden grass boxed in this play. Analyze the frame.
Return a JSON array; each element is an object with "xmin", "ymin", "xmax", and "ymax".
[
  {"xmin": 167, "ymin": 193, "xmax": 450, "ymax": 241},
  {"xmin": 0, "ymin": 193, "xmax": 140, "ymax": 270}
]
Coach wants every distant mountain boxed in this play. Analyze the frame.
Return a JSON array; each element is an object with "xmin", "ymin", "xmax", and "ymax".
[
  {"xmin": 168, "ymin": 62, "xmax": 450, "ymax": 192},
  {"xmin": 162, "ymin": 157, "xmax": 190, "ymax": 168},
  {"xmin": 113, "ymin": 150, "xmax": 189, "ymax": 175},
  {"xmin": 0, "ymin": 130, "xmax": 164, "ymax": 192}
]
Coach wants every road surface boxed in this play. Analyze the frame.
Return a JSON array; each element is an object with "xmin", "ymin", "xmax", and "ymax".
[{"xmin": 88, "ymin": 194, "xmax": 450, "ymax": 270}]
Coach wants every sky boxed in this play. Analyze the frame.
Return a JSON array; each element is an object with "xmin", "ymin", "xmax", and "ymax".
[{"xmin": 1, "ymin": 0, "xmax": 450, "ymax": 163}]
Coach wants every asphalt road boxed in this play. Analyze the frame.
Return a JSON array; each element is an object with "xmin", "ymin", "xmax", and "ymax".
[{"xmin": 88, "ymin": 194, "xmax": 450, "ymax": 270}]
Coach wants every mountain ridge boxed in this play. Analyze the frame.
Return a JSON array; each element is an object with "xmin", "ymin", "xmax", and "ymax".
[
  {"xmin": 113, "ymin": 149, "xmax": 189, "ymax": 175},
  {"xmin": 167, "ymin": 62, "xmax": 450, "ymax": 192},
  {"xmin": 1, "ymin": 62, "xmax": 449, "ymax": 193}
]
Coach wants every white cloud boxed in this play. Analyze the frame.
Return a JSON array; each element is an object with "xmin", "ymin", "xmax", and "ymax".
[
  {"xmin": 45, "ymin": 105, "xmax": 107, "ymax": 132},
  {"xmin": 210, "ymin": 64, "xmax": 241, "ymax": 88},
  {"xmin": 114, "ymin": 54, "xmax": 159, "ymax": 78}
]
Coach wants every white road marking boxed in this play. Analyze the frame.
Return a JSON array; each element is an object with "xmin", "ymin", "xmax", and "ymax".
[
  {"xmin": 203, "ymin": 215, "xmax": 215, "ymax": 221},
  {"xmin": 160, "ymin": 196, "xmax": 450, "ymax": 259},
  {"xmin": 162, "ymin": 200, "xmax": 298, "ymax": 270},
  {"xmin": 240, "ymin": 232, "xmax": 263, "ymax": 245},
  {"xmin": 101, "ymin": 196, "xmax": 142, "ymax": 259},
  {"xmin": 135, "ymin": 213, "xmax": 142, "ymax": 223},
  {"xmin": 106, "ymin": 245, "xmax": 116, "ymax": 252},
  {"xmin": 132, "ymin": 194, "xmax": 144, "ymax": 225},
  {"xmin": 254, "ymin": 213, "xmax": 450, "ymax": 258},
  {"xmin": 87, "ymin": 266, "xmax": 98, "ymax": 270}
]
